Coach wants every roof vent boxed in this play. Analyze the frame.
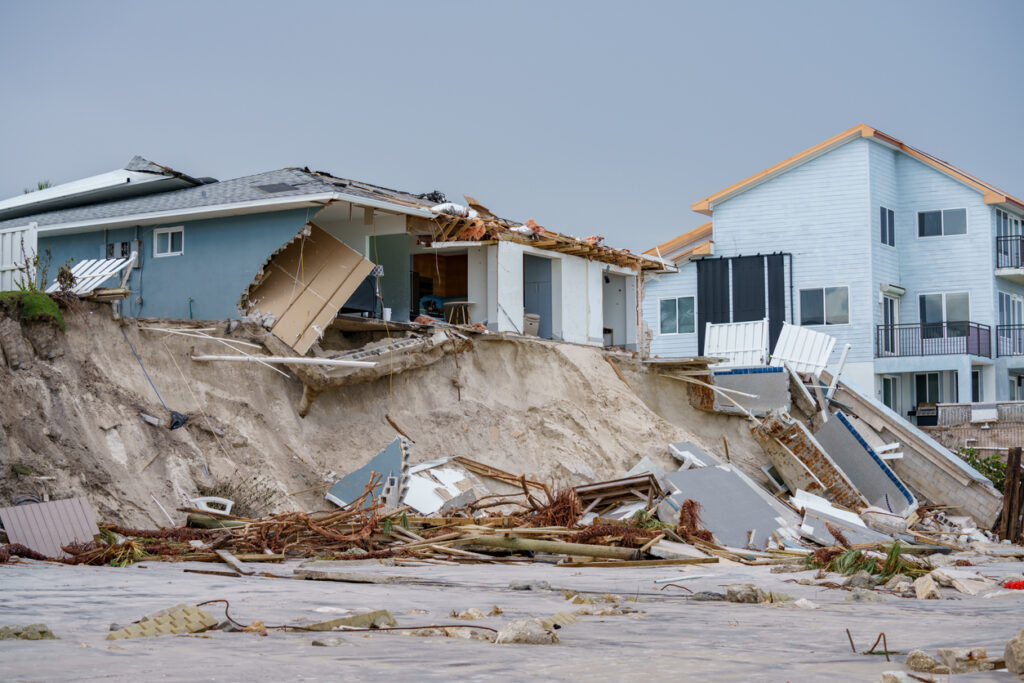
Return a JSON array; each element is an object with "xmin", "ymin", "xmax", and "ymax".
[{"xmin": 253, "ymin": 183, "xmax": 296, "ymax": 194}]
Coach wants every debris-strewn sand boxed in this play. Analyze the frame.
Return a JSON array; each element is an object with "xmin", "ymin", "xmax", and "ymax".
[
  {"xmin": 0, "ymin": 304, "xmax": 736, "ymax": 526},
  {"xmin": 2, "ymin": 558, "xmax": 1023, "ymax": 681}
]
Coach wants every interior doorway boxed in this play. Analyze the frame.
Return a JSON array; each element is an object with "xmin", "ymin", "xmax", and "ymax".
[{"xmin": 523, "ymin": 254, "xmax": 553, "ymax": 339}]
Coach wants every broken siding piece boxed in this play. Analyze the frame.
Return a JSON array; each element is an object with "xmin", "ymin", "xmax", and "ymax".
[
  {"xmin": 241, "ymin": 223, "xmax": 375, "ymax": 354},
  {"xmin": 0, "ymin": 497, "xmax": 99, "ymax": 559}
]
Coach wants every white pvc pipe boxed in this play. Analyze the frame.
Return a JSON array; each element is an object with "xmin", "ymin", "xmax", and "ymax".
[{"xmin": 191, "ymin": 355, "xmax": 375, "ymax": 368}]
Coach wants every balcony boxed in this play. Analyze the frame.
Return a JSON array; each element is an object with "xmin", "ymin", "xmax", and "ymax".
[
  {"xmin": 875, "ymin": 322, "xmax": 991, "ymax": 358},
  {"xmin": 997, "ymin": 325, "xmax": 1024, "ymax": 357},
  {"xmin": 996, "ymin": 236, "xmax": 1024, "ymax": 284}
]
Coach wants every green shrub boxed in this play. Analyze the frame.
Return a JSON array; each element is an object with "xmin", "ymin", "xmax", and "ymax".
[
  {"xmin": 958, "ymin": 447, "xmax": 1005, "ymax": 492},
  {"xmin": 0, "ymin": 290, "xmax": 65, "ymax": 330}
]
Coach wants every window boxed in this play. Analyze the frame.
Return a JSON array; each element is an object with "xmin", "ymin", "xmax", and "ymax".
[
  {"xmin": 914, "ymin": 372, "xmax": 940, "ymax": 404},
  {"xmin": 659, "ymin": 296, "xmax": 695, "ymax": 334},
  {"xmin": 972, "ymin": 369, "xmax": 982, "ymax": 402},
  {"xmin": 154, "ymin": 227, "xmax": 184, "ymax": 257},
  {"xmin": 882, "ymin": 375, "xmax": 900, "ymax": 413},
  {"xmin": 880, "ymin": 207, "xmax": 895, "ymax": 246},
  {"xmin": 917, "ymin": 208, "xmax": 967, "ymax": 237},
  {"xmin": 799, "ymin": 286, "xmax": 849, "ymax": 325},
  {"xmin": 919, "ymin": 291, "xmax": 969, "ymax": 338}
]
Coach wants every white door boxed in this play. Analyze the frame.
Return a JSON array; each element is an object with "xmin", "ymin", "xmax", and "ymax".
[{"xmin": 0, "ymin": 223, "xmax": 38, "ymax": 290}]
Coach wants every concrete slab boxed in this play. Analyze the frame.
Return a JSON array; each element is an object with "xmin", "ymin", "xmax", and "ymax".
[{"xmin": 711, "ymin": 366, "xmax": 790, "ymax": 416}]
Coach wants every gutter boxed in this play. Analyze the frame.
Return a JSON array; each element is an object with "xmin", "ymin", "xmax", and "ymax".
[{"xmin": 32, "ymin": 191, "xmax": 435, "ymax": 236}]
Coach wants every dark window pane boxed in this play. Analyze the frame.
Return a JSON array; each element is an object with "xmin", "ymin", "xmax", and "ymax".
[
  {"xmin": 918, "ymin": 211, "xmax": 942, "ymax": 237},
  {"xmin": 928, "ymin": 374, "xmax": 939, "ymax": 402},
  {"xmin": 972, "ymin": 371, "xmax": 981, "ymax": 402},
  {"xmin": 825, "ymin": 286, "xmax": 849, "ymax": 324},
  {"xmin": 887, "ymin": 209, "xmax": 895, "ymax": 246},
  {"xmin": 659, "ymin": 299, "xmax": 677, "ymax": 334},
  {"xmin": 943, "ymin": 208, "xmax": 967, "ymax": 235},
  {"xmin": 915, "ymin": 374, "xmax": 927, "ymax": 403},
  {"xmin": 678, "ymin": 297, "xmax": 695, "ymax": 334},
  {"xmin": 920, "ymin": 293, "xmax": 944, "ymax": 339},
  {"xmin": 880, "ymin": 206, "xmax": 886, "ymax": 244},
  {"xmin": 800, "ymin": 289, "xmax": 824, "ymax": 325}
]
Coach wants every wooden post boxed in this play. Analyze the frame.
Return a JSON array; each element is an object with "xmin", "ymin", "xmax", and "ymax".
[{"xmin": 1001, "ymin": 447, "xmax": 1022, "ymax": 541}]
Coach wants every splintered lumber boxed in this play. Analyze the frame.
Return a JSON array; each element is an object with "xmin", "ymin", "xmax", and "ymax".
[
  {"xmin": 457, "ymin": 535, "xmax": 642, "ymax": 560},
  {"xmin": 451, "ymin": 457, "xmax": 546, "ymax": 490},
  {"xmin": 214, "ymin": 549, "xmax": 255, "ymax": 575},
  {"xmin": 556, "ymin": 557, "xmax": 720, "ymax": 568}
]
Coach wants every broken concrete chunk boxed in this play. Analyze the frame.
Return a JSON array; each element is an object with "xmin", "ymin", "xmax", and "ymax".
[
  {"xmin": 883, "ymin": 573, "xmax": 912, "ymax": 590},
  {"xmin": 1006, "ymin": 628, "xmax": 1024, "ymax": 676},
  {"xmin": 0, "ymin": 623, "xmax": 57, "ymax": 640},
  {"xmin": 690, "ymin": 591, "xmax": 727, "ymax": 601},
  {"xmin": 508, "ymin": 580, "xmax": 551, "ymax": 591},
  {"xmin": 303, "ymin": 610, "xmax": 396, "ymax": 631},
  {"xmin": 904, "ymin": 649, "xmax": 950, "ymax": 674},
  {"xmin": 792, "ymin": 598, "xmax": 818, "ymax": 609},
  {"xmin": 725, "ymin": 584, "xmax": 767, "ymax": 604},
  {"xmin": 877, "ymin": 672, "xmax": 914, "ymax": 683},
  {"xmin": 452, "ymin": 608, "xmax": 485, "ymax": 621},
  {"xmin": 845, "ymin": 588, "xmax": 883, "ymax": 603},
  {"xmin": 494, "ymin": 619, "xmax": 559, "ymax": 645},
  {"xmin": 935, "ymin": 647, "xmax": 995, "ymax": 673},
  {"xmin": 843, "ymin": 570, "xmax": 876, "ymax": 589},
  {"xmin": 913, "ymin": 574, "xmax": 941, "ymax": 600}
]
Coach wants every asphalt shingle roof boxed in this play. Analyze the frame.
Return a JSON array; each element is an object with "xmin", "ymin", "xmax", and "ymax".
[{"xmin": 0, "ymin": 168, "xmax": 438, "ymax": 231}]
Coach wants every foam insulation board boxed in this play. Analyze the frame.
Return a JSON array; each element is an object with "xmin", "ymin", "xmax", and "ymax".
[{"xmin": 242, "ymin": 222, "xmax": 375, "ymax": 354}]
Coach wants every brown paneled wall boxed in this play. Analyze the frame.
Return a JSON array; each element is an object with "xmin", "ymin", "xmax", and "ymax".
[{"xmin": 413, "ymin": 254, "xmax": 468, "ymax": 298}]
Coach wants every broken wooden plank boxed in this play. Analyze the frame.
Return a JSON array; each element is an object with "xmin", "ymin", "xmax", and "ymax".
[
  {"xmin": 555, "ymin": 557, "xmax": 719, "ymax": 568},
  {"xmin": 214, "ymin": 549, "xmax": 255, "ymax": 575}
]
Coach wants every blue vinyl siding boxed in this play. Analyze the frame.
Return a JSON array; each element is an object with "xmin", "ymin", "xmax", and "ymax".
[
  {"xmin": 643, "ymin": 265, "xmax": 698, "ymax": 357},
  {"xmin": 38, "ymin": 208, "xmax": 312, "ymax": 319}
]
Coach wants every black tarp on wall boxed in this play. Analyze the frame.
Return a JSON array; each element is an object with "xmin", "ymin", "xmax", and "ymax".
[
  {"xmin": 730, "ymin": 256, "xmax": 766, "ymax": 323},
  {"xmin": 696, "ymin": 259, "xmax": 730, "ymax": 355},
  {"xmin": 766, "ymin": 254, "xmax": 786, "ymax": 351}
]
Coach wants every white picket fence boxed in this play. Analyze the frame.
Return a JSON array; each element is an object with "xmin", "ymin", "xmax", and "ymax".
[{"xmin": 0, "ymin": 223, "xmax": 38, "ymax": 290}]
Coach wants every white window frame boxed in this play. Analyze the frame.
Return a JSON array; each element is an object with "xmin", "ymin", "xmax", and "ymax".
[
  {"xmin": 918, "ymin": 290, "xmax": 970, "ymax": 334},
  {"xmin": 153, "ymin": 226, "xmax": 184, "ymax": 258},
  {"xmin": 798, "ymin": 285, "xmax": 850, "ymax": 326},
  {"xmin": 658, "ymin": 296, "xmax": 696, "ymax": 336},
  {"xmin": 881, "ymin": 374, "xmax": 900, "ymax": 413},
  {"xmin": 916, "ymin": 207, "xmax": 968, "ymax": 238},
  {"xmin": 880, "ymin": 206, "xmax": 895, "ymax": 247}
]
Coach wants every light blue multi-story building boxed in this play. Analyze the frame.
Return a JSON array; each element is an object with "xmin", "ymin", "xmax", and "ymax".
[{"xmin": 643, "ymin": 124, "xmax": 1024, "ymax": 421}]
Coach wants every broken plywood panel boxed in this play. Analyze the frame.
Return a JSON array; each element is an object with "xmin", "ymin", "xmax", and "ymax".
[{"xmin": 242, "ymin": 222, "xmax": 375, "ymax": 354}]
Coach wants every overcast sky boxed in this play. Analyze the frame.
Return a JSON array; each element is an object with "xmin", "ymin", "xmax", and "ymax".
[{"xmin": 2, "ymin": 1, "xmax": 1022, "ymax": 251}]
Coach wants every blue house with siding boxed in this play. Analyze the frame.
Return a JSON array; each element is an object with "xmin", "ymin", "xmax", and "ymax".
[
  {"xmin": 0, "ymin": 157, "xmax": 655, "ymax": 347},
  {"xmin": 642, "ymin": 124, "xmax": 1024, "ymax": 420}
]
